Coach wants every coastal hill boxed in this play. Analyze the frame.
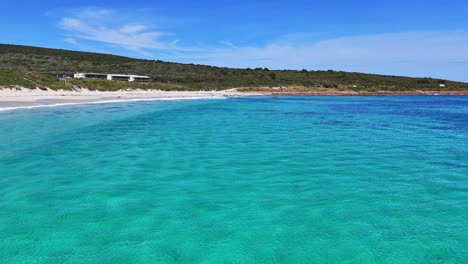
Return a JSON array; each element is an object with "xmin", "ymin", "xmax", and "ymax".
[{"xmin": 1, "ymin": 43, "xmax": 468, "ymax": 92}]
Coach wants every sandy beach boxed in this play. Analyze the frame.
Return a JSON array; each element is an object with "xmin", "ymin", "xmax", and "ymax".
[
  {"xmin": 2, "ymin": 87, "xmax": 467, "ymax": 112},
  {"xmin": 0, "ymin": 87, "xmax": 253, "ymax": 111}
]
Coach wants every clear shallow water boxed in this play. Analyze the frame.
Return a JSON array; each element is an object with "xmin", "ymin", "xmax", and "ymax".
[{"xmin": 0, "ymin": 96, "xmax": 467, "ymax": 263}]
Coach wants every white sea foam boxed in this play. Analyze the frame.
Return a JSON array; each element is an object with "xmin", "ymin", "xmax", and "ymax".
[{"xmin": 0, "ymin": 96, "xmax": 227, "ymax": 112}]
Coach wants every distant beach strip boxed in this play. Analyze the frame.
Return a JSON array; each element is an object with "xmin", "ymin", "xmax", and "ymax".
[{"xmin": 0, "ymin": 88, "xmax": 251, "ymax": 112}]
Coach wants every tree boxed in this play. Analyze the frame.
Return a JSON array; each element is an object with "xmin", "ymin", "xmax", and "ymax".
[{"xmin": 269, "ymin": 72, "xmax": 277, "ymax": 80}]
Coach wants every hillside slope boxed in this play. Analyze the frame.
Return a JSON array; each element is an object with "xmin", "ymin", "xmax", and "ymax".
[{"xmin": 1, "ymin": 44, "xmax": 468, "ymax": 91}]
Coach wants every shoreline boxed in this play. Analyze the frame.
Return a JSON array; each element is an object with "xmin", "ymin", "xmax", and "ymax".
[
  {"xmin": 0, "ymin": 88, "xmax": 252, "ymax": 112},
  {"xmin": 2, "ymin": 87, "xmax": 468, "ymax": 112},
  {"xmin": 0, "ymin": 96, "xmax": 229, "ymax": 112},
  {"xmin": 247, "ymin": 89, "xmax": 468, "ymax": 96}
]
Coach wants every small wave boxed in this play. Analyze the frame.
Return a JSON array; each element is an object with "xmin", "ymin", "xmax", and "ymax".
[{"xmin": 0, "ymin": 96, "xmax": 227, "ymax": 112}]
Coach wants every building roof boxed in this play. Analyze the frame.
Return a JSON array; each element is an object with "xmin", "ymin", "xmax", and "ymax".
[
  {"xmin": 77, "ymin": 73, "xmax": 107, "ymax": 75},
  {"xmin": 75, "ymin": 73, "xmax": 150, "ymax": 78},
  {"xmin": 108, "ymin": 74, "xmax": 130, "ymax": 76}
]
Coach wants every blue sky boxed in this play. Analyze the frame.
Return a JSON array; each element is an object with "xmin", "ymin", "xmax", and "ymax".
[{"xmin": 2, "ymin": 0, "xmax": 468, "ymax": 81}]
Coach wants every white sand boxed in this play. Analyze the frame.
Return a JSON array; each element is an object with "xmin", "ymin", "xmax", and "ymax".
[{"xmin": 0, "ymin": 87, "xmax": 254, "ymax": 111}]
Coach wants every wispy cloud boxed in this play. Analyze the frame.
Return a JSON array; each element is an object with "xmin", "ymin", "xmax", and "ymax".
[
  {"xmin": 59, "ymin": 8, "xmax": 182, "ymax": 54},
  {"xmin": 180, "ymin": 32, "xmax": 468, "ymax": 65},
  {"xmin": 63, "ymin": 37, "xmax": 77, "ymax": 45},
  {"xmin": 220, "ymin": 41, "xmax": 238, "ymax": 48},
  {"xmin": 165, "ymin": 31, "xmax": 468, "ymax": 81}
]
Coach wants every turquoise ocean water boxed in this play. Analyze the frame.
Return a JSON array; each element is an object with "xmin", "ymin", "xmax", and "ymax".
[{"xmin": 0, "ymin": 96, "xmax": 467, "ymax": 263}]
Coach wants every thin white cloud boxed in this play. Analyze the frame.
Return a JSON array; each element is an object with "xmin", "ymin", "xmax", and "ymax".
[
  {"xmin": 120, "ymin": 24, "xmax": 147, "ymax": 34},
  {"xmin": 59, "ymin": 8, "xmax": 181, "ymax": 53},
  {"xmin": 64, "ymin": 37, "xmax": 77, "ymax": 45},
  {"xmin": 220, "ymin": 41, "xmax": 237, "ymax": 48},
  {"xmin": 80, "ymin": 8, "xmax": 112, "ymax": 18},
  {"xmin": 164, "ymin": 31, "xmax": 468, "ymax": 81}
]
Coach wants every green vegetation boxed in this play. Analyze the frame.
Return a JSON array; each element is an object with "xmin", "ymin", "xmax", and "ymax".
[
  {"xmin": 0, "ymin": 69, "xmax": 69, "ymax": 90},
  {"xmin": 1, "ymin": 43, "xmax": 468, "ymax": 91}
]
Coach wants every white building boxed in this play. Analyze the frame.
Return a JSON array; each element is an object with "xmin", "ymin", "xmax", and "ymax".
[
  {"xmin": 107, "ymin": 74, "xmax": 131, "ymax": 82},
  {"xmin": 130, "ymin": 75, "xmax": 151, "ymax": 82},
  {"xmin": 74, "ymin": 73, "xmax": 151, "ymax": 82},
  {"xmin": 74, "ymin": 73, "xmax": 107, "ymax": 79}
]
